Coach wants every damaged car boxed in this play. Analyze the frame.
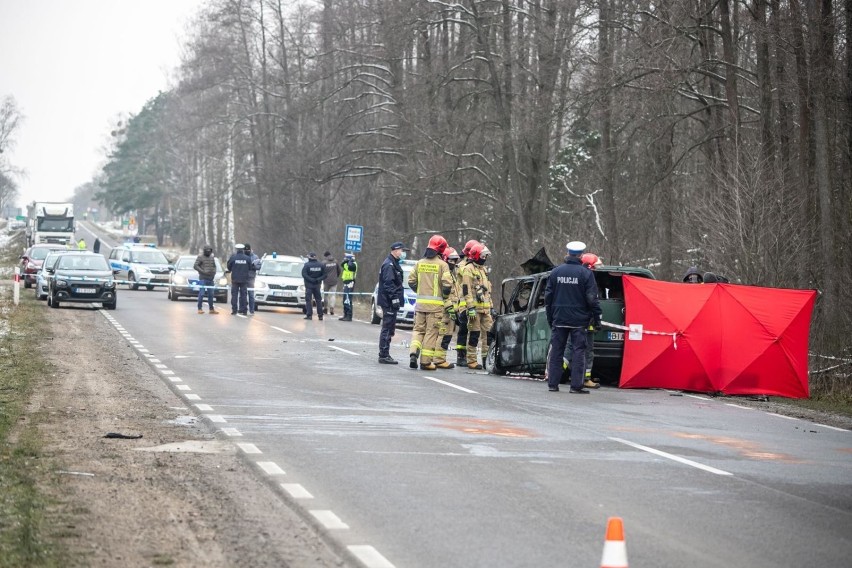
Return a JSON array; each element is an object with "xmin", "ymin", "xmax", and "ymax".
[{"xmin": 485, "ymin": 248, "xmax": 655, "ymax": 383}]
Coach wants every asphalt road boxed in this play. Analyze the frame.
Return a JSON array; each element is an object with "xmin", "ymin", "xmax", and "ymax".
[{"xmin": 72, "ymin": 226, "xmax": 852, "ymax": 567}]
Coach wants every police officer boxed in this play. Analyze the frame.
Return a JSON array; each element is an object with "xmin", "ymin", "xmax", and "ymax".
[
  {"xmin": 544, "ymin": 241, "xmax": 602, "ymax": 393},
  {"xmin": 244, "ymin": 243, "xmax": 261, "ymax": 315},
  {"xmin": 339, "ymin": 253, "xmax": 357, "ymax": 321},
  {"xmin": 226, "ymin": 244, "xmax": 251, "ymax": 315},
  {"xmin": 377, "ymin": 242, "xmax": 406, "ymax": 364},
  {"xmin": 302, "ymin": 252, "xmax": 325, "ymax": 320}
]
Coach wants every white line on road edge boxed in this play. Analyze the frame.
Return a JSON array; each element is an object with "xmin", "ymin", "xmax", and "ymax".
[
  {"xmin": 237, "ymin": 443, "xmax": 262, "ymax": 454},
  {"xmin": 330, "ymin": 345, "xmax": 360, "ymax": 356},
  {"xmin": 609, "ymin": 437, "xmax": 733, "ymax": 476},
  {"xmin": 310, "ymin": 510, "xmax": 349, "ymax": 530},
  {"xmin": 184, "ymin": 394, "xmax": 201, "ymax": 401},
  {"xmin": 220, "ymin": 428, "xmax": 241, "ymax": 437},
  {"xmin": 176, "ymin": 384, "xmax": 191, "ymax": 391},
  {"xmin": 347, "ymin": 545, "xmax": 396, "ymax": 568},
  {"xmin": 423, "ymin": 376, "xmax": 478, "ymax": 394},
  {"xmin": 256, "ymin": 461, "xmax": 286, "ymax": 475},
  {"xmin": 195, "ymin": 404, "xmax": 214, "ymax": 412},
  {"xmin": 683, "ymin": 393, "xmax": 712, "ymax": 401},
  {"xmin": 207, "ymin": 415, "xmax": 226, "ymax": 423},
  {"xmin": 280, "ymin": 483, "xmax": 313, "ymax": 499},
  {"xmin": 814, "ymin": 423, "xmax": 848, "ymax": 432},
  {"xmin": 168, "ymin": 377, "xmax": 182, "ymax": 382},
  {"xmin": 271, "ymin": 326, "xmax": 293, "ymax": 334},
  {"xmin": 725, "ymin": 403, "xmax": 754, "ymax": 410},
  {"xmin": 768, "ymin": 413, "xmax": 799, "ymax": 421}
]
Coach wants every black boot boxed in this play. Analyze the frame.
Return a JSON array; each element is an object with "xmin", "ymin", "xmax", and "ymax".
[{"xmin": 456, "ymin": 349, "xmax": 466, "ymax": 366}]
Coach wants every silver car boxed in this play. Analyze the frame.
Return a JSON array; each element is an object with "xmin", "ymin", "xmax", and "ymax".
[
  {"xmin": 35, "ymin": 250, "xmax": 74, "ymax": 300},
  {"xmin": 167, "ymin": 255, "xmax": 228, "ymax": 303},
  {"xmin": 108, "ymin": 244, "xmax": 171, "ymax": 290},
  {"xmin": 253, "ymin": 254, "xmax": 306, "ymax": 310}
]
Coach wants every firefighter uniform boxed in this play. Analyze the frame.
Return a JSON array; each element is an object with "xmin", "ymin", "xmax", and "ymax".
[
  {"xmin": 461, "ymin": 258, "xmax": 493, "ymax": 368},
  {"xmin": 408, "ymin": 254, "xmax": 454, "ymax": 370},
  {"xmin": 436, "ymin": 256, "xmax": 464, "ymax": 367}
]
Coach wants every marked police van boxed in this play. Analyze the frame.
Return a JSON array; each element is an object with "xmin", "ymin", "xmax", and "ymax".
[{"xmin": 108, "ymin": 243, "xmax": 171, "ymax": 290}]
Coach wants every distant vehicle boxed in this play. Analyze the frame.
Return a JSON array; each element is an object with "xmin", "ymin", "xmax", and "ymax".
[
  {"xmin": 107, "ymin": 243, "xmax": 171, "ymax": 290},
  {"xmin": 486, "ymin": 264, "xmax": 656, "ymax": 382},
  {"xmin": 167, "ymin": 255, "xmax": 228, "ymax": 303},
  {"xmin": 370, "ymin": 259, "xmax": 416, "ymax": 326},
  {"xmin": 26, "ymin": 201, "xmax": 75, "ymax": 246},
  {"xmin": 19, "ymin": 244, "xmax": 68, "ymax": 288},
  {"xmin": 253, "ymin": 254, "xmax": 306, "ymax": 311},
  {"xmin": 35, "ymin": 250, "xmax": 74, "ymax": 301},
  {"xmin": 46, "ymin": 252, "xmax": 117, "ymax": 310}
]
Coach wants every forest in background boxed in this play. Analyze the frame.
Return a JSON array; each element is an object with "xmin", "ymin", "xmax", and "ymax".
[{"xmin": 86, "ymin": 0, "xmax": 850, "ymax": 381}]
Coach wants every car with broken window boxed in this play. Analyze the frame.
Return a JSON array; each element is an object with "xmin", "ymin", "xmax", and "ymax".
[{"xmin": 485, "ymin": 253, "xmax": 654, "ymax": 383}]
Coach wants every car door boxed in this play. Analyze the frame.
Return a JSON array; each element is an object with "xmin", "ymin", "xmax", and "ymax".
[
  {"xmin": 493, "ymin": 278, "xmax": 535, "ymax": 370},
  {"xmin": 524, "ymin": 275, "xmax": 551, "ymax": 374}
]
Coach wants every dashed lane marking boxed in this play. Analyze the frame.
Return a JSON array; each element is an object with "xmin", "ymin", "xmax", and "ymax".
[
  {"xmin": 207, "ymin": 415, "xmax": 226, "ymax": 423},
  {"xmin": 271, "ymin": 326, "xmax": 293, "ymax": 334},
  {"xmin": 256, "ymin": 461, "xmax": 286, "ymax": 475},
  {"xmin": 610, "ymin": 437, "xmax": 732, "ymax": 476},
  {"xmin": 310, "ymin": 510, "xmax": 349, "ymax": 530},
  {"xmin": 176, "ymin": 384, "xmax": 191, "ymax": 391},
  {"xmin": 768, "ymin": 413, "xmax": 799, "ymax": 421},
  {"xmin": 168, "ymin": 377, "xmax": 182, "ymax": 382},
  {"xmin": 330, "ymin": 345, "xmax": 360, "ymax": 356},
  {"xmin": 185, "ymin": 394, "xmax": 201, "ymax": 400},
  {"xmin": 220, "ymin": 428, "xmax": 241, "ymax": 437},
  {"xmin": 280, "ymin": 483, "xmax": 313, "ymax": 499},
  {"xmin": 195, "ymin": 404, "xmax": 214, "ymax": 412},
  {"xmin": 422, "ymin": 375, "xmax": 478, "ymax": 394},
  {"xmin": 814, "ymin": 423, "xmax": 848, "ymax": 432},
  {"xmin": 726, "ymin": 403, "xmax": 754, "ymax": 410},
  {"xmin": 347, "ymin": 545, "xmax": 396, "ymax": 568},
  {"xmin": 237, "ymin": 443, "xmax": 262, "ymax": 454}
]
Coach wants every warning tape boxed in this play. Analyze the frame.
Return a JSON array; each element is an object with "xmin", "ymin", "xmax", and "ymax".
[
  {"xmin": 602, "ymin": 320, "xmax": 680, "ymax": 349},
  {"xmin": 48, "ymin": 276, "xmax": 377, "ymax": 296}
]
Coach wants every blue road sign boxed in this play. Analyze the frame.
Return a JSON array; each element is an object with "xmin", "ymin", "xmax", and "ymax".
[{"xmin": 344, "ymin": 224, "xmax": 363, "ymax": 252}]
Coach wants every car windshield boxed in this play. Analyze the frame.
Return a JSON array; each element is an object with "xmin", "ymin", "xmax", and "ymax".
[
  {"xmin": 129, "ymin": 250, "xmax": 168, "ymax": 264},
  {"xmin": 29, "ymin": 247, "xmax": 59, "ymax": 260},
  {"xmin": 176, "ymin": 257, "xmax": 222, "ymax": 271},
  {"xmin": 56, "ymin": 255, "xmax": 109, "ymax": 271},
  {"xmin": 259, "ymin": 260, "xmax": 301, "ymax": 277},
  {"xmin": 402, "ymin": 268, "xmax": 412, "ymax": 290},
  {"xmin": 36, "ymin": 218, "xmax": 74, "ymax": 232}
]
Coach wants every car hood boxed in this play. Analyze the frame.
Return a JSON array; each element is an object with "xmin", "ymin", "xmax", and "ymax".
[
  {"xmin": 55, "ymin": 270, "xmax": 114, "ymax": 281},
  {"xmin": 256, "ymin": 275, "xmax": 303, "ymax": 285},
  {"xmin": 176, "ymin": 268, "xmax": 224, "ymax": 279}
]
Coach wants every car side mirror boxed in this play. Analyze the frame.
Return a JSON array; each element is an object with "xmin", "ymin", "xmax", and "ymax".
[
  {"xmin": 168, "ymin": 265, "xmax": 175, "ymax": 272},
  {"xmin": 45, "ymin": 268, "xmax": 54, "ymax": 274},
  {"xmin": 113, "ymin": 269, "xmax": 121, "ymax": 275}
]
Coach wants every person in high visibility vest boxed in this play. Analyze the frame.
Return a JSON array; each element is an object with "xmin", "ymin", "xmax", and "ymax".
[
  {"xmin": 408, "ymin": 235, "xmax": 454, "ymax": 371},
  {"xmin": 339, "ymin": 253, "xmax": 357, "ymax": 321},
  {"xmin": 77, "ymin": 238, "xmax": 87, "ymax": 250}
]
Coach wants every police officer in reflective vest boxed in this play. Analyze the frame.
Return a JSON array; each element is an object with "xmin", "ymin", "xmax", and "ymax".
[
  {"xmin": 408, "ymin": 235, "xmax": 454, "ymax": 370},
  {"xmin": 339, "ymin": 253, "xmax": 357, "ymax": 321},
  {"xmin": 544, "ymin": 241, "xmax": 602, "ymax": 393}
]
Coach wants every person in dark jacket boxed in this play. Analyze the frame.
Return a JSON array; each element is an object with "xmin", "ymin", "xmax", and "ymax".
[
  {"xmin": 193, "ymin": 244, "xmax": 219, "ymax": 314},
  {"xmin": 322, "ymin": 251, "xmax": 341, "ymax": 315},
  {"xmin": 226, "ymin": 244, "xmax": 251, "ymax": 315},
  {"xmin": 244, "ymin": 243, "xmax": 261, "ymax": 315},
  {"xmin": 302, "ymin": 252, "xmax": 325, "ymax": 320},
  {"xmin": 93, "ymin": 237, "xmax": 101, "ymax": 254},
  {"xmin": 377, "ymin": 242, "xmax": 406, "ymax": 364},
  {"xmin": 544, "ymin": 241, "xmax": 602, "ymax": 393},
  {"xmin": 683, "ymin": 266, "xmax": 703, "ymax": 283}
]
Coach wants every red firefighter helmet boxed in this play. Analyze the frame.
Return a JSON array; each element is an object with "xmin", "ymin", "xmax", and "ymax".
[
  {"xmin": 427, "ymin": 234, "xmax": 448, "ymax": 254},
  {"xmin": 581, "ymin": 253, "xmax": 601, "ymax": 269},
  {"xmin": 462, "ymin": 240, "xmax": 480, "ymax": 257},
  {"xmin": 443, "ymin": 247, "xmax": 460, "ymax": 262},
  {"xmin": 469, "ymin": 243, "xmax": 491, "ymax": 262}
]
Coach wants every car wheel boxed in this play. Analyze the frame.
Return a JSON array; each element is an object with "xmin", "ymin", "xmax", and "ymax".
[
  {"xmin": 104, "ymin": 299, "xmax": 117, "ymax": 310},
  {"xmin": 485, "ymin": 343, "xmax": 506, "ymax": 375},
  {"xmin": 49, "ymin": 295, "xmax": 60, "ymax": 309},
  {"xmin": 216, "ymin": 294, "xmax": 227, "ymax": 303},
  {"xmin": 169, "ymin": 288, "xmax": 178, "ymax": 301},
  {"xmin": 146, "ymin": 285, "xmax": 154, "ymax": 291},
  {"xmin": 37, "ymin": 289, "xmax": 46, "ymax": 301},
  {"xmin": 370, "ymin": 301, "xmax": 381, "ymax": 324},
  {"xmin": 129, "ymin": 272, "xmax": 139, "ymax": 290}
]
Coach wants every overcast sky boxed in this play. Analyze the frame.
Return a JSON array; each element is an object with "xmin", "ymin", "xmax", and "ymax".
[{"xmin": 0, "ymin": 0, "xmax": 205, "ymax": 211}]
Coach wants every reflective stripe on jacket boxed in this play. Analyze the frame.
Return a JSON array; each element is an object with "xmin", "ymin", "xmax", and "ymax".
[
  {"xmin": 408, "ymin": 257, "xmax": 452, "ymax": 313},
  {"xmin": 461, "ymin": 261, "xmax": 492, "ymax": 311}
]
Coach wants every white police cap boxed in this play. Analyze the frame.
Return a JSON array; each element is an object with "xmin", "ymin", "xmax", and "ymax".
[
  {"xmin": 235, "ymin": 243, "xmax": 245, "ymax": 250},
  {"xmin": 566, "ymin": 241, "xmax": 586, "ymax": 254}
]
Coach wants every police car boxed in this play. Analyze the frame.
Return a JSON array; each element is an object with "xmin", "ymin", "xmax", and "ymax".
[
  {"xmin": 107, "ymin": 243, "xmax": 171, "ymax": 290},
  {"xmin": 253, "ymin": 253, "xmax": 306, "ymax": 310}
]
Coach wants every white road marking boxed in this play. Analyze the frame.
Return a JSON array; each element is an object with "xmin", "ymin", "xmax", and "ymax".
[
  {"xmin": 280, "ymin": 483, "xmax": 313, "ymax": 499},
  {"xmin": 168, "ymin": 377, "xmax": 182, "ymax": 382},
  {"xmin": 726, "ymin": 403, "xmax": 754, "ymax": 410},
  {"xmin": 174, "ymin": 355, "xmax": 190, "ymax": 359},
  {"xmin": 237, "ymin": 443, "xmax": 262, "ymax": 454},
  {"xmin": 422, "ymin": 376, "xmax": 478, "ymax": 394},
  {"xmin": 160, "ymin": 370, "xmax": 175, "ymax": 375},
  {"xmin": 149, "ymin": 358, "xmax": 161, "ymax": 363},
  {"xmin": 207, "ymin": 415, "xmax": 226, "ymax": 423},
  {"xmin": 176, "ymin": 384, "xmax": 191, "ymax": 391},
  {"xmin": 768, "ymin": 413, "xmax": 799, "ymax": 421},
  {"xmin": 155, "ymin": 364, "xmax": 168, "ymax": 369},
  {"xmin": 271, "ymin": 326, "xmax": 293, "ymax": 334},
  {"xmin": 310, "ymin": 510, "xmax": 349, "ymax": 530},
  {"xmin": 347, "ymin": 545, "xmax": 395, "ymax": 568},
  {"xmin": 814, "ymin": 423, "xmax": 848, "ymax": 432},
  {"xmin": 137, "ymin": 348, "xmax": 149, "ymax": 353},
  {"xmin": 683, "ymin": 393, "xmax": 712, "ymax": 401},
  {"xmin": 330, "ymin": 345, "xmax": 360, "ymax": 356},
  {"xmin": 609, "ymin": 437, "xmax": 733, "ymax": 476},
  {"xmin": 257, "ymin": 461, "xmax": 286, "ymax": 475},
  {"xmin": 195, "ymin": 404, "xmax": 214, "ymax": 412},
  {"xmin": 220, "ymin": 428, "xmax": 242, "ymax": 437},
  {"xmin": 185, "ymin": 394, "xmax": 201, "ymax": 400}
]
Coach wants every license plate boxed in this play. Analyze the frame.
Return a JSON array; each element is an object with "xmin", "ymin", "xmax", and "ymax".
[
  {"xmin": 272, "ymin": 290, "xmax": 295, "ymax": 297},
  {"xmin": 75, "ymin": 287, "xmax": 96, "ymax": 294},
  {"xmin": 608, "ymin": 331, "xmax": 624, "ymax": 341}
]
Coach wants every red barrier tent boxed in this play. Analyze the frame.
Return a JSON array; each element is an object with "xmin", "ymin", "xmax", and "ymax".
[{"xmin": 619, "ymin": 276, "xmax": 817, "ymax": 398}]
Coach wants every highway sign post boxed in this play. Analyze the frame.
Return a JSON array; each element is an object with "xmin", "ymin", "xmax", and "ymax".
[{"xmin": 345, "ymin": 224, "xmax": 363, "ymax": 252}]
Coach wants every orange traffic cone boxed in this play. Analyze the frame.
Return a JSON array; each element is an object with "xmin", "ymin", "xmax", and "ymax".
[{"xmin": 600, "ymin": 517, "xmax": 628, "ymax": 568}]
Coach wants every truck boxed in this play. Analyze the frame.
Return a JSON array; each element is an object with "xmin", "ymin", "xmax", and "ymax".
[{"xmin": 26, "ymin": 201, "xmax": 76, "ymax": 246}]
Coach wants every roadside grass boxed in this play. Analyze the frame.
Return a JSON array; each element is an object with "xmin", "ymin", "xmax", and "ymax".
[
  {"xmin": 784, "ymin": 369, "xmax": 852, "ymax": 417},
  {"xmin": 0, "ymin": 231, "xmax": 66, "ymax": 567}
]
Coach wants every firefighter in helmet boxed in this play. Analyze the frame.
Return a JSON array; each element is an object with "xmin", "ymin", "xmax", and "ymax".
[
  {"xmin": 408, "ymin": 235, "xmax": 454, "ymax": 370},
  {"xmin": 435, "ymin": 247, "xmax": 463, "ymax": 368},
  {"xmin": 454, "ymin": 239, "xmax": 479, "ymax": 365},
  {"xmin": 461, "ymin": 242, "xmax": 493, "ymax": 369}
]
